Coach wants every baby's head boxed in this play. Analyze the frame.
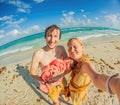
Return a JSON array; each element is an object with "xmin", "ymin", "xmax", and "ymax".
[{"xmin": 64, "ymin": 57, "xmax": 78, "ymax": 69}]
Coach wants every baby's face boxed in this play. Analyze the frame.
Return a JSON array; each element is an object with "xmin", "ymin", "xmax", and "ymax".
[
  {"xmin": 69, "ymin": 59, "xmax": 74, "ymax": 66},
  {"xmin": 68, "ymin": 58, "xmax": 78, "ymax": 68}
]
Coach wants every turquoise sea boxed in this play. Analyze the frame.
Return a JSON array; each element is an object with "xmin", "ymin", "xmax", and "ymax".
[{"xmin": 0, "ymin": 27, "xmax": 120, "ymax": 58}]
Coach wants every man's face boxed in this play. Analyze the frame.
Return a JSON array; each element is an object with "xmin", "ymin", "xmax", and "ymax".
[{"xmin": 46, "ymin": 29, "xmax": 60, "ymax": 49}]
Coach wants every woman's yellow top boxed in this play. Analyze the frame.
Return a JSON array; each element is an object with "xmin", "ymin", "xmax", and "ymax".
[
  {"xmin": 69, "ymin": 70, "xmax": 91, "ymax": 93},
  {"xmin": 69, "ymin": 58, "xmax": 91, "ymax": 93}
]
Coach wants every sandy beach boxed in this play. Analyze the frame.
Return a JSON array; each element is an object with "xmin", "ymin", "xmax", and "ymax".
[{"xmin": 0, "ymin": 35, "xmax": 120, "ymax": 105}]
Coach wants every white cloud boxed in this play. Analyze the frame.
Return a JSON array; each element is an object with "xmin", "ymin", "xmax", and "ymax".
[
  {"xmin": 60, "ymin": 11, "xmax": 77, "ymax": 27},
  {"xmin": 0, "ymin": 30, "xmax": 4, "ymax": 33},
  {"xmin": 60, "ymin": 11, "xmax": 98, "ymax": 28},
  {"xmin": 5, "ymin": 25, "xmax": 43, "ymax": 39},
  {"xmin": 17, "ymin": 8, "xmax": 30, "ymax": 13},
  {"xmin": 0, "ymin": 34, "xmax": 4, "ymax": 39},
  {"xmin": 0, "ymin": 30, "xmax": 5, "ymax": 39},
  {"xmin": 68, "ymin": 11, "xmax": 75, "ymax": 15},
  {"xmin": 9, "ymin": 1, "xmax": 30, "ymax": 8},
  {"xmin": 23, "ymin": 25, "xmax": 42, "ymax": 35},
  {"xmin": 81, "ymin": 9, "xmax": 85, "ymax": 13},
  {"xmin": 60, "ymin": 13, "xmax": 76, "ymax": 27},
  {"xmin": 60, "ymin": 11, "xmax": 120, "ymax": 29},
  {"xmin": 2, "ymin": 17, "xmax": 25, "ymax": 28},
  {"xmin": 83, "ymin": 15, "xmax": 86, "ymax": 18},
  {"xmin": 33, "ymin": 0, "xmax": 44, "ymax": 3},
  {"xmin": 62, "ymin": 13, "xmax": 67, "ymax": 17},
  {"xmin": 0, "ymin": 14, "xmax": 25, "ymax": 29},
  {"xmin": 3, "ymin": 0, "xmax": 31, "ymax": 13},
  {"xmin": 95, "ymin": 17, "xmax": 99, "ymax": 20},
  {"xmin": 0, "ymin": 15, "xmax": 13, "ymax": 21},
  {"xmin": 105, "ymin": 14, "xmax": 118, "ymax": 23},
  {"xmin": 104, "ymin": 13, "xmax": 120, "ymax": 28},
  {"xmin": 6, "ymin": 29, "xmax": 21, "ymax": 37}
]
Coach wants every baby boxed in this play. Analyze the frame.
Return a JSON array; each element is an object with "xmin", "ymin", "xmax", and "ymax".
[{"xmin": 40, "ymin": 58, "xmax": 77, "ymax": 93}]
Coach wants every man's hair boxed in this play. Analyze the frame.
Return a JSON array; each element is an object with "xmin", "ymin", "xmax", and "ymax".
[{"xmin": 44, "ymin": 24, "xmax": 61, "ymax": 39}]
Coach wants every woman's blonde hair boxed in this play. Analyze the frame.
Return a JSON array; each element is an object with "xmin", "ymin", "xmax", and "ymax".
[
  {"xmin": 67, "ymin": 37, "xmax": 83, "ymax": 46},
  {"xmin": 67, "ymin": 37, "xmax": 89, "ymax": 63}
]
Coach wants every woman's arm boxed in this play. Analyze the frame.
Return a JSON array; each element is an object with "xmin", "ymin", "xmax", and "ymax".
[
  {"xmin": 82, "ymin": 62, "xmax": 120, "ymax": 101},
  {"xmin": 109, "ymin": 74, "xmax": 120, "ymax": 101},
  {"xmin": 82, "ymin": 62, "xmax": 109, "ymax": 90}
]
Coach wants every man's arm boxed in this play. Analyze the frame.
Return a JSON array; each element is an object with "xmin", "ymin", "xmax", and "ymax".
[{"xmin": 30, "ymin": 51, "xmax": 43, "ymax": 82}]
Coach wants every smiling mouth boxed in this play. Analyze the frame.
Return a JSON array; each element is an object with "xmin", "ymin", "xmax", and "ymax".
[
  {"xmin": 70, "ymin": 54, "xmax": 75, "ymax": 58},
  {"xmin": 49, "ymin": 43, "xmax": 55, "ymax": 46},
  {"xmin": 71, "ymin": 53, "xmax": 76, "ymax": 56}
]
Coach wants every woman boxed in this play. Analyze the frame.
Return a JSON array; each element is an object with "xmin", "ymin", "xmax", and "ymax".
[{"xmin": 66, "ymin": 38, "xmax": 120, "ymax": 105}]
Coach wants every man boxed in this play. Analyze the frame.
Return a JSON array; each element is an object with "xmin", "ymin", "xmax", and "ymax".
[{"xmin": 30, "ymin": 24, "xmax": 68, "ymax": 105}]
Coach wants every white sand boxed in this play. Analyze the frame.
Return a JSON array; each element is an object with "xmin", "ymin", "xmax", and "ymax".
[{"xmin": 0, "ymin": 35, "xmax": 120, "ymax": 105}]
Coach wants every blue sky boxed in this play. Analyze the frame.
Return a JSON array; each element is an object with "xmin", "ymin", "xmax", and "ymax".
[{"xmin": 0, "ymin": 0, "xmax": 120, "ymax": 46}]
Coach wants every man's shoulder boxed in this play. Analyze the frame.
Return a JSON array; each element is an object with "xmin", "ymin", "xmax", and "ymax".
[{"xmin": 33, "ymin": 48, "xmax": 44, "ymax": 57}]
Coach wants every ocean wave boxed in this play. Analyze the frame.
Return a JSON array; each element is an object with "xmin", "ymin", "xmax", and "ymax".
[
  {"xmin": 79, "ymin": 33, "xmax": 120, "ymax": 41},
  {"xmin": 1, "ymin": 27, "xmax": 120, "ymax": 57},
  {"xmin": 0, "ymin": 46, "xmax": 33, "ymax": 57}
]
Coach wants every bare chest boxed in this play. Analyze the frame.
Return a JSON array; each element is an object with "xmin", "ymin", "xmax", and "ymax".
[
  {"xmin": 40, "ymin": 51, "xmax": 58, "ymax": 67},
  {"xmin": 39, "ymin": 48, "xmax": 64, "ymax": 68}
]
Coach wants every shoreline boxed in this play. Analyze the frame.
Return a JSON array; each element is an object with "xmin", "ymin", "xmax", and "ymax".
[{"xmin": 0, "ymin": 35, "xmax": 120, "ymax": 67}]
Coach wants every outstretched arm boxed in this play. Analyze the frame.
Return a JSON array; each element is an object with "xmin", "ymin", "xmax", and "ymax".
[
  {"xmin": 82, "ymin": 62, "xmax": 120, "ymax": 101},
  {"xmin": 109, "ymin": 74, "xmax": 120, "ymax": 101},
  {"xmin": 81, "ymin": 62, "xmax": 108, "ymax": 91}
]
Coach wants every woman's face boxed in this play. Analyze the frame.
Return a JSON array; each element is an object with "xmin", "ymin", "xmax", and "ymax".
[
  {"xmin": 67, "ymin": 39, "xmax": 83, "ymax": 61},
  {"xmin": 46, "ymin": 29, "xmax": 60, "ymax": 49}
]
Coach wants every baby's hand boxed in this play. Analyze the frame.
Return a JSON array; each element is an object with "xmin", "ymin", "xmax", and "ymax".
[
  {"xmin": 39, "ymin": 77, "xmax": 44, "ymax": 82},
  {"xmin": 49, "ymin": 76, "xmax": 57, "ymax": 83}
]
